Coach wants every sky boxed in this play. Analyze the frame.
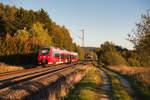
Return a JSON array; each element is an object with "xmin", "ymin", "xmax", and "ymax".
[{"xmin": 2, "ymin": 0, "xmax": 150, "ymax": 49}]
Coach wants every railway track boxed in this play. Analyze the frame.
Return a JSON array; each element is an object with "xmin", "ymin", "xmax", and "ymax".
[
  {"xmin": 0, "ymin": 61, "xmax": 84, "ymax": 91},
  {"xmin": 0, "ymin": 64, "xmax": 61, "ymax": 77}
]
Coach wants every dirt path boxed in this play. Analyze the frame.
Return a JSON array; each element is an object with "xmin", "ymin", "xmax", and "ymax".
[
  {"xmin": 98, "ymin": 69, "xmax": 111, "ymax": 100},
  {"xmin": 107, "ymin": 69, "xmax": 139, "ymax": 100},
  {"xmin": 99, "ymin": 67, "xmax": 139, "ymax": 100}
]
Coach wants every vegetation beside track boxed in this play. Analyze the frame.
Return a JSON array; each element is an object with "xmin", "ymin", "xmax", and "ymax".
[
  {"xmin": 107, "ymin": 66, "xmax": 150, "ymax": 100},
  {"xmin": 0, "ymin": 62, "xmax": 24, "ymax": 73},
  {"xmin": 62, "ymin": 65, "xmax": 103, "ymax": 100},
  {"xmin": 100, "ymin": 67, "xmax": 132, "ymax": 100}
]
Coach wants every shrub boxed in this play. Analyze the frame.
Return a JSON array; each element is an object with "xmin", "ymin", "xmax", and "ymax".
[
  {"xmin": 127, "ymin": 58, "xmax": 141, "ymax": 67},
  {"xmin": 103, "ymin": 51, "xmax": 127, "ymax": 66}
]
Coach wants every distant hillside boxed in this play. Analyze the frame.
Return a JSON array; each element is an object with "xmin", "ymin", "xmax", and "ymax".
[{"xmin": 81, "ymin": 47, "xmax": 98, "ymax": 53}]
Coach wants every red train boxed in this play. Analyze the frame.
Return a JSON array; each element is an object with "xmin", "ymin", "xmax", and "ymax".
[{"xmin": 38, "ymin": 46, "xmax": 79, "ymax": 65}]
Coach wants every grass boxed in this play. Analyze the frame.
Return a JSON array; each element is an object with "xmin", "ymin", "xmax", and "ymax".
[
  {"xmin": 62, "ymin": 66, "xmax": 103, "ymax": 100},
  {"xmin": 0, "ymin": 62, "xmax": 24, "ymax": 73},
  {"xmin": 107, "ymin": 66, "xmax": 150, "ymax": 100},
  {"xmin": 100, "ymin": 67, "xmax": 132, "ymax": 100}
]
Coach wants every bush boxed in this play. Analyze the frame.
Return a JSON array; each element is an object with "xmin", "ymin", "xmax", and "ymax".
[
  {"xmin": 103, "ymin": 51, "xmax": 127, "ymax": 66},
  {"xmin": 140, "ymin": 56, "xmax": 150, "ymax": 67},
  {"xmin": 127, "ymin": 58, "xmax": 141, "ymax": 67}
]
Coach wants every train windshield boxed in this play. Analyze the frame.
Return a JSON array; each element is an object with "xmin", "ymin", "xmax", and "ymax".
[{"xmin": 40, "ymin": 48, "xmax": 50, "ymax": 55}]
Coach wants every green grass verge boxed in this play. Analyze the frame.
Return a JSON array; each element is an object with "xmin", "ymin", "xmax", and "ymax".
[
  {"xmin": 62, "ymin": 66, "xmax": 103, "ymax": 100},
  {"xmin": 100, "ymin": 67, "xmax": 132, "ymax": 100}
]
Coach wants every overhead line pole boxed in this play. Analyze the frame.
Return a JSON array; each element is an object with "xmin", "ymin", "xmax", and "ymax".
[
  {"xmin": 80, "ymin": 29, "xmax": 85, "ymax": 47},
  {"xmin": 147, "ymin": 9, "xmax": 150, "ymax": 18},
  {"xmin": 70, "ymin": 29, "xmax": 85, "ymax": 47},
  {"xmin": 70, "ymin": 30, "xmax": 82, "ymax": 40}
]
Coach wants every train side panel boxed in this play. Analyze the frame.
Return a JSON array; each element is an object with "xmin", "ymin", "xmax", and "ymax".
[{"xmin": 38, "ymin": 46, "xmax": 79, "ymax": 65}]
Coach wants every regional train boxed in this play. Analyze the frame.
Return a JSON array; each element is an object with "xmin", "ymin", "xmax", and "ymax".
[{"xmin": 38, "ymin": 46, "xmax": 79, "ymax": 65}]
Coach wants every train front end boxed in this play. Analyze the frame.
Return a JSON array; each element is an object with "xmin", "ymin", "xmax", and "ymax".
[{"xmin": 38, "ymin": 47, "xmax": 52, "ymax": 65}]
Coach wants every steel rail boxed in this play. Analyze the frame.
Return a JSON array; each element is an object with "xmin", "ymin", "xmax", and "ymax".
[
  {"xmin": 0, "ymin": 64, "xmax": 61, "ymax": 77},
  {"xmin": 0, "ymin": 62, "xmax": 81, "ymax": 90}
]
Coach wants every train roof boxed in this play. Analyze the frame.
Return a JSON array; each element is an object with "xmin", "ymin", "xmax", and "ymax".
[{"xmin": 40, "ymin": 46, "xmax": 78, "ymax": 55}]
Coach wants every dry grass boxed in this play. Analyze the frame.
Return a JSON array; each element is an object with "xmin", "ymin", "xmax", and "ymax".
[
  {"xmin": 101, "ymin": 67, "xmax": 132, "ymax": 100},
  {"xmin": 107, "ymin": 65, "xmax": 150, "ymax": 99},
  {"xmin": 0, "ymin": 63, "xmax": 24, "ymax": 73},
  {"xmin": 108, "ymin": 66, "xmax": 150, "ymax": 87}
]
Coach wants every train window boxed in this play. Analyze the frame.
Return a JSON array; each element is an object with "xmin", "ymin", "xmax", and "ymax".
[
  {"xmin": 75, "ymin": 56, "xmax": 77, "ymax": 58},
  {"xmin": 40, "ymin": 48, "xmax": 50, "ymax": 55},
  {"xmin": 71, "ymin": 55, "xmax": 73, "ymax": 59},
  {"xmin": 55, "ymin": 53, "xmax": 60, "ymax": 57},
  {"xmin": 67, "ymin": 55, "xmax": 70, "ymax": 59},
  {"xmin": 65, "ymin": 55, "xmax": 68, "ymax": 59},
  {"xmin": 61, "ymin": 54, "xmax": 65, "ymax": 59},
  {"xmin": 61, "ymin": 54, "xmax": 63, "ymax": 59},
  {"xmin": 71, "ymin": 55, "xmax": 73, "ymax": 58}
]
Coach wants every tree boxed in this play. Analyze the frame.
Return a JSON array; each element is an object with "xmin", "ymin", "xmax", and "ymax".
[
  {"xmin": 36, "ymin": 8, "xmax": 52, "ymax": 33},
  {"xmin": 14, "ymin": 8, "xmax": 31, "ymax": 31},
  {"xmin": 128, "ymin": 12, "xmax": 150, "ymax": 66},
  {"xmin": 74, "ymin": 45, "xmax": 85, "ymax": 60},
  {"xmin": 14, "ymin": 27, "xmax": 31, "ymax": 39},
  {"xmin": 103, "ymin": 51, "xmax": 127, "ymax": 66},
  {"xmin": 0, "ymin": 3, "xmax": 17, "ymax": 36},
  {"xmin": 14, "ymin": 28, "xmax": 31, "ymax": 54},
  {"xmin": 29, "ymin": 22, "xmax": 53, "ymax": 47},
  {"xmin": 97, "ymin": 41, "xmax": 127, "ymax": 66}
]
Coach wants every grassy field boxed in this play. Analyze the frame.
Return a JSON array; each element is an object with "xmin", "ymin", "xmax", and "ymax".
[
  {"xmin": 62, "ymin": 66, "xmax": 103, "ymax": 100},
  {"xmin": 0, "ymin": 63, "xmax": 24, "ymax": 73},
  {"xmin": 107, "ymin": 66, "xmax": 150, "ymax": 100},
  {"xmin": 100, "ymin": 67, "xmax": 132, "ymax": 100}
]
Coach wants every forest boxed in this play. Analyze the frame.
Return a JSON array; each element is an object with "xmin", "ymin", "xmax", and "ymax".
[{"xmin": 0, "ymin": 3, "xmax": 84, "ymax": 65}]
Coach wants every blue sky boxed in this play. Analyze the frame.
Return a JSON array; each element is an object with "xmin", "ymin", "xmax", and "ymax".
[{"xmin": 2, "ymin": 0, "xmax": 150, "ymax": 49}]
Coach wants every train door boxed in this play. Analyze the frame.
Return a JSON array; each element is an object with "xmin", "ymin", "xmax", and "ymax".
[
  {"xmin": 53, "ymin": 51, "xmax": 61, "ymax": 64},
  {"xmin": 69, "ymin": 54, "xmax": 72, "ymax": 63}
]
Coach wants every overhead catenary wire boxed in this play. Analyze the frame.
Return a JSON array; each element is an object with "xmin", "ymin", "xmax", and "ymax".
[{"xmin": 69, "ymin": 29, "xmax": 85, "ymax": 47}]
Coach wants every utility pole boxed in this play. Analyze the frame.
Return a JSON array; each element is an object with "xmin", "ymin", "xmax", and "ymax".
[
  {"xmin": 80, "ymin": 29, "xmax": 85, "ymax": 47},
  {"xmin": 70, "ymin": 29, "xmax": 85, "ymax": 47},
  {"xmin": 147, "ymin": 9, "xmax": 150, "ymax": 18}
]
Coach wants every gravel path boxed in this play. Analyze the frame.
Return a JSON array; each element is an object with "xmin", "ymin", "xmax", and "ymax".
[
  {"xmin": 102, "ymin": 68, "xmax": 139, "ymax": 100},
  {"xmin": 98, "ymin": 69, "xmax": 111, "ymax": 100},
  {"xmin": 108, "ymin": 69, "xmax": 139, "ymax": 100}
]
